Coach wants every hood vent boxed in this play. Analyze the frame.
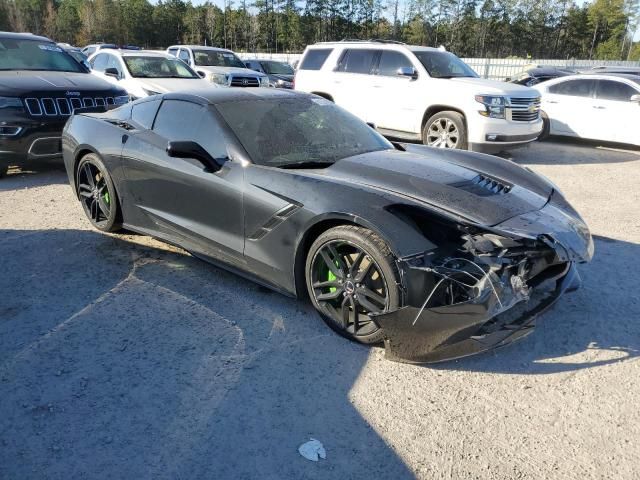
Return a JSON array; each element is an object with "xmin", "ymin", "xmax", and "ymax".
[{"xmin": 451, "ymin": 174, "xmax": 512, "ymax": 197}]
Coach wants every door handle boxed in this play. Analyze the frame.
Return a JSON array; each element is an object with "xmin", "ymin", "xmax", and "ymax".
[
  {"xmin": 546, "ymin": 100, "xmax": 559, "ymax": 104},
  {"xmin": 121, "ymin": 134, "xmax": 129, "ymax": 144},
  {"xmin": 593, "ymin": 106, "xmax": 606, "ymax": 109}
]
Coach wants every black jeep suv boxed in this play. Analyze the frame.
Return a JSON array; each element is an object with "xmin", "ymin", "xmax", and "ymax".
[{"xmin": 0, "ymin": 32, "xmax": 128, "ymax": 176}]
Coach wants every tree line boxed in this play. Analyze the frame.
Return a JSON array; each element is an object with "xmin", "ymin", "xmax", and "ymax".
[{"xmin": 1, "ymin": 0, "xmax": 638, "ymax": 60}]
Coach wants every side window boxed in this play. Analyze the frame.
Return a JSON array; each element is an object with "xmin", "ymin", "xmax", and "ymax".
[
  {"xmin": 377, "ymin": 51, "xmax": 413, "ymax": 76},
  {"xmin": 131, "ymin": 98, "xmax": 161, "ymax": 129},
  {"xmin": 337, "ymin": 49, "xmax": 377, "ymax": 74},
  {"xmin": 153, "ymin": 100, "xmax": 228, "ymax": 158},
  {"xmin": 167, "ymin": 48, "xmax": 178, "ymax": 57},
  {"xmin": 91, "ymin": 53, "xmax": 108, "ymax": 71},
  {"xmin": 548, "ymin": 79, "xmax": 596, "ymax": 98},
  {"xmin": 596, "ymin": 80, "xmax": 638, "ymax": 102},
  {"xmin": 299, "ymin": 48, "xmax": 332, "ymax": 70},
  {"xmin": 178, "ymin": 49, "xmax": 190, "ymax": 63}
]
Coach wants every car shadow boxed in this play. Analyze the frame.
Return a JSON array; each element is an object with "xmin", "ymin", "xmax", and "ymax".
[
  {"xmin": 0, "ymin": 228, "xmax": 414, "ymax": 479},
  {"xmin": 0, "ymin": 163, "xmax": 68, "ymax": 192},
  {"xmin": 508, "ymin": 138, "xmax": 640, "ymax": 165},
  {"xmin": 430, "ymin": 235, "xmax": 640, "ymax": 375}
]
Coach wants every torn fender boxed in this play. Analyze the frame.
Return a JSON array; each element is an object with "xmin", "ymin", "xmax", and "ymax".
[{"xmin": 373, "ymin": 262, "xmax": 581, "ymax": 364}]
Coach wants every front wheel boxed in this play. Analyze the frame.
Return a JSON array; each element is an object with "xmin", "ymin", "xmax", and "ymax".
[
  {"xmin": 305, "ymin": 225, "xmax": 401, "ymax": 344},
  {"xmin": 423, "ymin": 111, "xmax": 468, "ymax": 150},
  {"xmin": 538, "ymin": 111, "xmax": 551, "ymax": 141}
]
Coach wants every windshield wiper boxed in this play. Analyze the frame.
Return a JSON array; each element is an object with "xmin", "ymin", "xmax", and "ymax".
[{"xmin": 277, "ymin": 160, "xmax": 335, "ymax": 170}]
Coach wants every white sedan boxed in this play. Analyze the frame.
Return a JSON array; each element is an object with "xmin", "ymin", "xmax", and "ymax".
[
  {"xmin": 87, "ymin": 49, "xmax": 218, "ymax": 100},
  {"xmin": 534, "ymin": 74, "xmax": 640, "ymax": 146}
]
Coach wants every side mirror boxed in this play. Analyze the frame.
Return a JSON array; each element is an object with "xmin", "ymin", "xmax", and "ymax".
[
  {"xmin": 104, "ymin": 67, "xmax": 120, "ymax": 79},
  {"xmin": 166, "ymin": 141, "xmax": 222, "ymax": 173},
  {"xmin": 197, "ymin": 71, "xmax": 206, "ymax": 78},
  {"xmin": 397, "ymin": 66, "xmax": 417, "ymax": 79},
  {"xmin": 631, "ymin": 94, "xmax": 640, "ymax": 104}
]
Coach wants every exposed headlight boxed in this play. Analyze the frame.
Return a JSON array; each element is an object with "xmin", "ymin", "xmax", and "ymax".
[
  {"xmin": 475, "ymin": 95, "xmax": 506, "ymax": 119},
  {"xmin": 274, "ymin": 78, "xmax": 293, "ymax": 88},
  {"xmin": 142, "ymin": 88, "xmax": 162, "ymax": 97},
  {"xmin": 209, "ymin": 73, "xmax": 228, "ymax": 86},
  {"xmin": 259, "ymin": 76, "xmax": 270, "ymax": 87},
  {"xmin": 0, "ymin": 97, "xmax": 23, "ymax": 109}
]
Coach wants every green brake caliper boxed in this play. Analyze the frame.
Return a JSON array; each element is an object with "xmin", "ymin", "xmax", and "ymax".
[
  {"xmin": 327, "ymin": 269, "xmax": 337, "ymax": 293},
  {"xmin": 103, "ymin": 191, "xmax": 110, "ymax": 205}
]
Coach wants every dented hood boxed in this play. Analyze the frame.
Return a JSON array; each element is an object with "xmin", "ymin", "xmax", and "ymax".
[{"xmin": 323, "ymin": 146, "xmax": 552, "ymax": 226}]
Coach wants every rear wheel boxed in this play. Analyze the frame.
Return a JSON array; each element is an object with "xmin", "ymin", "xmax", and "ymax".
[
  {"xmin": 305, "ymin": 225, "xmax": 401, "ymax": 344},
  {"xmin": 423, "ymin": 111, "xmax": 468, "ymax": 150},
  {"xmin": 76, "ymin": 153, "xmax": 121, "ymax": 232}
]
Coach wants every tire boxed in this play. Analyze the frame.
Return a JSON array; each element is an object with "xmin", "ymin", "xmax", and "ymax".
[
  {"xmin": 538, "ymin": 111, "xmax": 551, "ymax": 141},
  {"xmin": 423, "ymin": 111, "xmax": 468, "ymax": 150},
  {"xmin": 76, "ymin": 153, "xmax": 121, "ymax": 232},
  {"xmin": 305, "ymin": 225, "xmax": 401, "ymax": 344}
]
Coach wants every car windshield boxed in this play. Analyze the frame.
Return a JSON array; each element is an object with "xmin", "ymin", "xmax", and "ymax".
[
  {"xmin": 193, "ymin": 50, "xmax": 246, "ymax": 68},
  {"xmin": 66, "ymin": 50, "xmax": 88, "ymax": 64},
  {"xmin": 217, "ymin": 97, "xmax": 392, "ymax": 168},
  {"xmin": 0, "ymin": 38, "xmax": 86, "ymax": 72},
  {"xmin": 123, "ymin": 56, "xmax": 199, "ymax": 78},
  {"xmin": 262, "ymin": 61, "xmax": 294, "ymax": 75},
  {"xmin": 412, "ymin": 51, "xmax": 477, "ymax": 79}
]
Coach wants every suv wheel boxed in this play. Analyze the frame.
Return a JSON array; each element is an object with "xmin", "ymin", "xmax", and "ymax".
[{"xmin": 423, "ymin": 111, "xmax": 468, "ymax": 150}]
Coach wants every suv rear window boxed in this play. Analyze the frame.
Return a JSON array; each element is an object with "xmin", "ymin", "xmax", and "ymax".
[{"xmin": 299, "ymin": 48, "xmax": 332, "ymax": 70}]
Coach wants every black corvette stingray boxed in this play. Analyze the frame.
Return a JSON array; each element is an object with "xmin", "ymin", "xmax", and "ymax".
[{"xmin": 62, "ymin": 89, "xmax": 593, "ymax": 363}]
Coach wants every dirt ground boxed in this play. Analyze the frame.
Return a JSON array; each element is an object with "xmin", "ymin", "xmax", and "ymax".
[{"xmin": 1, "ymin": 138, "xmax": 639, "ymax": 479}]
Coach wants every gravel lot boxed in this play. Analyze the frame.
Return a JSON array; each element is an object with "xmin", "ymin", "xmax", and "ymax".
[{"xmin": 1, "ymin": 138, "xmax": 639, "ymax": 479}]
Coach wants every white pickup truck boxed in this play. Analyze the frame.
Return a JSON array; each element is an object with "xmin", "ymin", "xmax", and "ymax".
[
  {"xmin": 294, "ymin": 41, "xmax": 543, "ymax": 152},
  {"xmin": 167, "ymin": 45, "xmax": 269, "ymax": 88}
]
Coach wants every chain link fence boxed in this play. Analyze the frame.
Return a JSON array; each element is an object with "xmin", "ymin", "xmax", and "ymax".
[{"xmin": 237, "ymin": 52, "xmax": 640, "ymax": 80}]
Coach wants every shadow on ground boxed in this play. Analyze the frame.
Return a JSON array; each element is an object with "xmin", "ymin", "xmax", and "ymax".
[
  {"xmin": 0, "ymin": 228, "xmax": 413, "ymax": 479},
  {"xmin": 510, "ymin": 138, "xmax": 640, "ymax": 165},
  {"xmin": 0, "ymin": 163, "xmax": 68, "ymax": 192},
  {"xmin": 435, "ymin": 235, "xmax": 640, "ymax": 374},
  {"xmin": 1, "ymin": 227, "xmax": 638, "ymax": 477}
]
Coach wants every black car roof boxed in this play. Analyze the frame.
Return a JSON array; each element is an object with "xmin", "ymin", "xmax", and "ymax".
[
  {"xmin": 0, "ymin": 31, "xmax": 53, "ymax": 42},
  {"xmin": 163, "ymin": 88, "xmax": 311, "ymax": 105}
]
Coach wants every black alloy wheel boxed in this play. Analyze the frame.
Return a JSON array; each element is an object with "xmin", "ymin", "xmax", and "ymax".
[
  {"xmin": 306, "ymin": 226, "xmax": 401, "ymax": 344},
  {"xmin": 76, "ymin": 154, "xmax": 120, "ymax": 232}
]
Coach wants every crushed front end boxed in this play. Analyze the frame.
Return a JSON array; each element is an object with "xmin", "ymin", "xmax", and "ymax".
[{"xmin": 374, "ymin": 195, "xmax": 594, "ymax": 363}]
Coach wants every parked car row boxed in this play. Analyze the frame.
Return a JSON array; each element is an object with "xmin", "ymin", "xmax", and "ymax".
[{"xmin": 0, "ymin": 32, "xmax": 129, "ymax": 177}]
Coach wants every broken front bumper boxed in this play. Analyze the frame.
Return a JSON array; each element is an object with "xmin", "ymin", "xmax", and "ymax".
[{"xmin": 374, "ymin": 262, "xmax": 581, "ymax": 363}]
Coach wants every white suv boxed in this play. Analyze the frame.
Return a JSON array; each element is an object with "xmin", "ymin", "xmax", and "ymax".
[
  {"xmin": 167, "ymin": 45, "xmax": 269, "ymax": 88},
  {"xmin": 294, "ymin": 41, "xmax": 543, "ymax": 152}
]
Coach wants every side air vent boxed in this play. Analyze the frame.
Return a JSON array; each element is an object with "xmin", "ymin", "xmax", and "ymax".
[
  {"xmin": 248, "ymin": 203, "xmax": 301, "ymax": 241},
  {"xmin": 451, "ymin": 174, "xmax": 512, "ymax": 197}
]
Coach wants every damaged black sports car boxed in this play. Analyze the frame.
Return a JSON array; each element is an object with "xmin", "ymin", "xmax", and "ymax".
[{"xmin": 62, "ymin": 89, "xmax": 593, "ymax": 363}]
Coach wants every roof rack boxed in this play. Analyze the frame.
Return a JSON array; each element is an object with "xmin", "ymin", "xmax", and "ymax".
[{"xmin": 316, "ymin": 39, "xmax": 406, "ymax": 45}]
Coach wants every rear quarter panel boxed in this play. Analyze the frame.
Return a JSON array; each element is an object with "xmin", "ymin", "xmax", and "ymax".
[{"xmin": 62, "ymin": 110, "xmax": 130, "ymax": 195}]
